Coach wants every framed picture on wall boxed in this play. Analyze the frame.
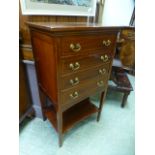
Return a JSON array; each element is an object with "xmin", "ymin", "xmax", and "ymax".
[{"xmin": 20, "ymin": 0, "xmax": 97, "ymax": 16}]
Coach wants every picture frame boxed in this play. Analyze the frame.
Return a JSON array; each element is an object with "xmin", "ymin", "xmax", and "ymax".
[{"xmin": 20, "ymin": 0, "xmax": 97, "ymax": 16}]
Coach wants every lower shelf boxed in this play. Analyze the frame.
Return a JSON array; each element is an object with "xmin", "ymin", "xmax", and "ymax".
[{"xmin": 44, "ymin": 99, "xmax": 99, "ymax": 133}]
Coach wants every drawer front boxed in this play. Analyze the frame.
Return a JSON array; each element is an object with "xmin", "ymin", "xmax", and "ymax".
[
  {"xmin": 61, "ymin": 77, "xmax": 107, "ymax": 106},
  {"xmin": 60, "ymin": 64, "xmax": 110, "ymax": 90},
  {"xmin": 60, "ymin": 34, "xmax": 116, "ymax": 57},
  {"xmin": 61, "ymin": 53, "xmax": 112, "ymax": 75}
]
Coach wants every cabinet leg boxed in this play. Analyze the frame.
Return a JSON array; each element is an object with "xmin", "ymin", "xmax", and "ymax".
[
  {"xmin": 58, "ymin": 133, "xmax": 63, "ymax": 147},
  {"xmin": 121, "ymin": 92, "xmax": 130, "ymax": 108},
  {"xmin": 42, "ymin": 97, "xmax": 48, "ymax": 121},
  {"xmin": 42, "ymin": 112, "xmax": 47, "ymax": 121},
  {"xmin": 39, "ymin": 89, "xmax": 48, "ymax": 121},
  {"xmin": 97, "ymin": 91, "xmax": 106, "ymax": 122},
  {"xmin": 97, "ymin": 110, "xmax": 101, "ymax": 122},
  {"xmin": 57, "ymin": 111, "xmax": 63, "ymax": 147}
]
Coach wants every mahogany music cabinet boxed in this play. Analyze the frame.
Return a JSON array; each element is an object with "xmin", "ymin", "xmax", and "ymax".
[{"xmin": 27, "ymin": 22, "xmax": 118, "ymax": 147}]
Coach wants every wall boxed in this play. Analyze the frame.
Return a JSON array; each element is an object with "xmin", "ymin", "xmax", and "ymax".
[{"xmin": 102, "ymin": 0, "xmax": 134, "ymax": 26}]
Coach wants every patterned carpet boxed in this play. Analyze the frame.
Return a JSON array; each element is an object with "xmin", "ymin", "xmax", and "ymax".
[{"xmin": 19, "ymin": 75, "xmax": 135, "ymax": 155}]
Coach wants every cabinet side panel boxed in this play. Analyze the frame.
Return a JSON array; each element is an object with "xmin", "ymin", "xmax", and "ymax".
[{"xmin": 31, "ymin": 31, "xmax": 58, "ymax": 104}]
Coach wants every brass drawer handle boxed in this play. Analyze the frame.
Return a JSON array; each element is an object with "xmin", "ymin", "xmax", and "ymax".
[
  {"xmin": 97, "ymin": 81, "xmax": 104, "ymax": 87},
  {"xmin": 100, "ymin": 55, "xmax": 109, "ymax": 62},
  {"xmin": 69, "ymin": 62, "xmax": 80, "ymax": 71},
  {"xmin": 103, "ymin": 40, "xmax": 111, "ymax": 46},
  {"xmin": 70, "ymin": 43, "xmax": 81, "ymax": 52},
  {"xmin": 99, "ymin": 68, "xmax": 106, "ymax": 75},
  {"xmin": 70, "ymin": 91, "xmax": 79, "ymax": 99},
  {"xmin": 70, "ymin": 77, "xmax": 79, "ymax": 86}
]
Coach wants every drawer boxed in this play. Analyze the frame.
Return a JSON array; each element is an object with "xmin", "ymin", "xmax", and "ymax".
[
  {"xmin": 61, "ymin": 52, "xmax": 112, "ymax": 75},
  {"xmin": 61, "ymin": 77, "xmax": 107, "ymax": 106},
  {"xmin": 60, "ymin": 34, "xmax": 116, "ymax": 57},
  {"xmin": 60, "ymin": 64, "xmax": 110, "ymax": 90}
]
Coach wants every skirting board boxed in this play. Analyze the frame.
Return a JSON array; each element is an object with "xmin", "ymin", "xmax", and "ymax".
[{"xmin": 23, "ymin": 60, "xmax": 44, "ymax": 119}]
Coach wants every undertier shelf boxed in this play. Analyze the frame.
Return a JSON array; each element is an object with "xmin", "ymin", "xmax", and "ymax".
[{"xmin": 44, "ymin": 99, "xmax": 99, "ymax": 133}]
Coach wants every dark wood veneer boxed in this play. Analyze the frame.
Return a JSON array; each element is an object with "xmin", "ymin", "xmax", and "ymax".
[
  {"xmin": 45, "ymin": 98, "xmax": 98, "ymax": 133},
  {"xmin": 60, "ymin": 34, "xmax": 116, "ymax": 56},
  {"xmin": 60, "ymin": 64, "xmax": 110, "ymax": 90},
  {"xmin": 28, "ymin": 22, "xmax": 118, "ymax": 147},
  {"xmin": 61, "ymin": 54, "xmax": 112, "ymax": 75}
]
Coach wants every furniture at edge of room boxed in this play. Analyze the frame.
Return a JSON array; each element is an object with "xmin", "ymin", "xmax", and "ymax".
[
  {"xmin": 27, "ymin": 22, "xmax": 119, "ymax": 147},
  {"xmin": 19, "ymin": 33, "xmax": 34, "ymax": 123},
  {"xmin": 108, "ymin": 65, "xmax": 133, "ymax": 107},
  {"xmin": 107, "ymin": 27, "xmax": 135, "ymax": 107}
]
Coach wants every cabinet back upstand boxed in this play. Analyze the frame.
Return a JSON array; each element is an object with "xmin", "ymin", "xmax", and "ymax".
[{"xmin": 27, "ymin": 22, "xmax": 118, "ymax": 147}]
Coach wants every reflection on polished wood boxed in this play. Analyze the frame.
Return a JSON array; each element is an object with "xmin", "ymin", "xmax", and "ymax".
[{"xmin": 28, "ymin": 22, "xmax": 118, "ymax": 146}]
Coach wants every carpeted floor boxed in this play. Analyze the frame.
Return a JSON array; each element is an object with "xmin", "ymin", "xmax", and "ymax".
[{"xmin": 19, "ymin": 75, "xmax": 135, "ymax": 155}]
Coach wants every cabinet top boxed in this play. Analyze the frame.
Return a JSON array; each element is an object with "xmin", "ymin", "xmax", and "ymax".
[{"xmin": 27, "ymin": 22, "xmax": 134, "ymax": 32}]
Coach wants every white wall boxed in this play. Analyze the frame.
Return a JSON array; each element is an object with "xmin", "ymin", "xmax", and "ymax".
[{"xmin": 102, "ymin": 0, "xmax": 134, "ymax": 26}]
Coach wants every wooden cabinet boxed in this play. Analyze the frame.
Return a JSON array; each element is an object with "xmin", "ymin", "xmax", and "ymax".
[{"xmin": 28, "ymin": 22, "xmax": 118, "ymax": 146}]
